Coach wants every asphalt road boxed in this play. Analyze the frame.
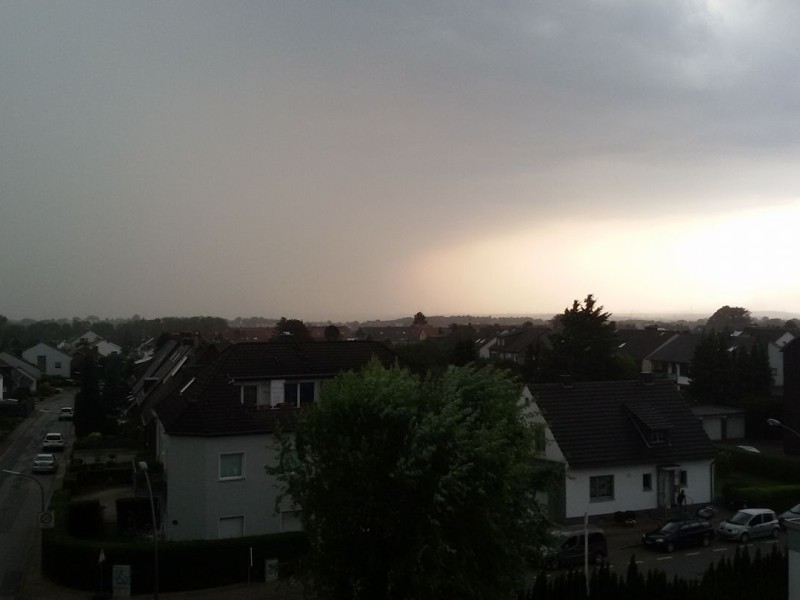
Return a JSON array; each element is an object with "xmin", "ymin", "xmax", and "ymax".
[{"xmin": 0, "ymin": 392, "xmax": 74, "ymax": 600}]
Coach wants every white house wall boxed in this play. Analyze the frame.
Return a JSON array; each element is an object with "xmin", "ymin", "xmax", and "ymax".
[
  {"xmin": 21, "ymin": 343, "xmax": 70, "ymax": 378},
  {"xmin": 164, "ymin": 433, "xmax": 284, "ymax": 541},
  {"xmin": 564, "ymin": 459, "xmax": 712, "ymax": 520}
]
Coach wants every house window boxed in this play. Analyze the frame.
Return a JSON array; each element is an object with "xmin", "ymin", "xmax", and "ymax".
[
  {"xmin": 648, "ymin": 431, "xmax": 666, "ymax": 445},
  {"xmin": 242, "ymin": 385, "xmax": 257, "ymax": 407},
  {"xmin": 642, "ymin": 473, "xmax": 652, "ymax": 491},
  {"xmin": 219, "ymin": 453, "xmax": 244, "ymax": 480},
  {"xmin": 219, "ymin": 515, "xmax": 244, "ymax": 539},
  {"xmin": 533, "ymin": 426, "xmax": 546, "ymax": 453},
  {"xmin": 36, "ymin": 355, "xmax": 47, "ymax": 370},
  {"xmin": 589, "ymin": 475, "xmax": 614, "ymax": 501},
  {"xmin": 285, "ymin": 381, "xmax": 315, "ymax": 406},
  {"xmin": 679, "ymin": 469, "xmax": 688, "ymax": 487},
  {"xmin": 54, "ymin": 361, "xmax": 62, "ymax": 369}
]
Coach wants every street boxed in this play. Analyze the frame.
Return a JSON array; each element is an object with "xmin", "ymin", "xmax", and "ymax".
[{"xmin": 0, "ymin": 392, "xmax": 74, "ymax": 600}]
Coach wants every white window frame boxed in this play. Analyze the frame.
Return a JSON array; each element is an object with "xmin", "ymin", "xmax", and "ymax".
[
  {"xmin": 218, "ymin": 515, "xmax": 245, "ymax": 539},
  {"xmin": 589, "ymin": 474, "xmax": 614, "ymax": 502},
  {"xmin": 219, "ymin": 452, "xmax": 245, "ymax": 481}
]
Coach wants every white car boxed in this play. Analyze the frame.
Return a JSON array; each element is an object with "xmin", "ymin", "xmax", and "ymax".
[
  {"xmin": 718, "ymin": 508, "xmax": 780, "ymax": 542},
  {"xmin": 42, "ymin": 432, "xmax": 65, "ymax": 451},
  {"xmin": 59, "ymin": 407, "xmax": 74, "ymax": 421},
  {"xmin": 33, "ymin": 453, "xmax": 57, "ymax": 474}
]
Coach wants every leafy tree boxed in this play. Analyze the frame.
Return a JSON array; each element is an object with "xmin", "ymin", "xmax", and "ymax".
[
  {"xmin": 689, "ymin": 331, "xmax": 773, "ymax": 408},
  {"xmin": 412, "ymin": 311, "xmax": 428, "ymax": 326},
  {"xmin": 706, "ymin": 306, "xmax": 752, "ymax": 332},
  {"xmin": 100, "ymin": 352, "xmax": 129, "ymax": 414},
  {"xmin": 74, "ymin": 352, "xmax": 104, "ymax": 436},
  {"xmin": 272, "ymin": 317, "xmax": 312, "ymax": 342},
  {"xmin": 541, "ymin": 294, "xmax": 620, "ymax": 382},
  {"xmin": 271, "ymin": 361, "xmax": 549, "ymax": 600},
  {"xmin": 324, "ymin": 324, "xmax": 341, "ymax": 341}
]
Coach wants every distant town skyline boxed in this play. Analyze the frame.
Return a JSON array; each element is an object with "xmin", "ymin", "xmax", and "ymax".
[{"xmin": 2, "ymin": 3, "xmax": 800, "ymax": 323}]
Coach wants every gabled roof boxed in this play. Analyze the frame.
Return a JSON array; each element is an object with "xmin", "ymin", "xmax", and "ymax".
[
  {"xmin": 645, "ymin": 332, "xmax": 699, "ymax": 363},
  {"xmin": 155, "ymin": 341, "xmax": 399, "ymax": 437},
  {"xmin": 0, "ymin": 352, "xmax": 42, "ymax": 380},
  {"xmin": 492, "ymin": 327, "xmax": 551, "ymax": 355},
  {"xmin": 616, "ymin": 329, "xmax": 678, "ymax": 361},
  {"xmin": 529, "ymin": 379, "xmax": 712, "ymax": 469}
]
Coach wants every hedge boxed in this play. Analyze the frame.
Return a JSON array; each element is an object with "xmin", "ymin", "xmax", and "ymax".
[{"xmin": 42, "ymin": 492, "xmax": 308, "ymax": 593}]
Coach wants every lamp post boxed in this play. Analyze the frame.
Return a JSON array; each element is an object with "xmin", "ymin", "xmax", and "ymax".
[
  {"xmin": 2, "ymin": 469, "xmax": 44, "ymax": 513},
  {"xmin": 767, "ymin": 418, "xmax": 800, "ymax": 440},
  {"xmin": 138, "ymin": 461, "xmax": 159, "ymax": 600}
]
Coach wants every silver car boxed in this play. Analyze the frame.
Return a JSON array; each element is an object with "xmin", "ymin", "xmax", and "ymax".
[
  {"xmin": 33, "ymin": 453, "xmax": 57, "ymax": 474},
  {"xmin": 718, "ymin": 508, "xmax": 780, "ymax": 542}
]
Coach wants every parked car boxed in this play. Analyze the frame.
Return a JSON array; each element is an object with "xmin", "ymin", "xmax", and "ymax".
[
  {"xmin": 42, "ymin": 432, "xmax": 64, "ymax": 451},
  {"xmin": 32, "ymin": 453, "xmax": 57, "ymax": 474},
  {"xmin": 718, "ymin": 508, "xmax": 780, "ymax": 542},
  {"xmin": 642, "ymin": 518, "xmax": 715, "ymax": 552},
  {"xmin": 778, "ymin": 503, "xmax": 800, "ymax": 528},
  {"xmin": 58, "ymin": 407, "xmax": 74, "ymax": 421},
  {"xmin": 542, "ymin": 527, "xmax": 608, "ymax": 569}
]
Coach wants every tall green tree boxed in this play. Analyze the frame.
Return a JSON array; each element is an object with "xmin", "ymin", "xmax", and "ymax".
[
  {"xmin": 271, "ymin": 361, "xmax": 549, "ymax": 600},
  {"xmin": 689, "ymin": 331, "xmax": 773, "ymax": 407},
  {"xmin": 706, "ymin": 305, "xmax": 753, "ymax": 332},
  {"xmin": 541, "ymin": 294, "xmax": 620, "ymax": 381},
  {"xmin": 74, "ymin": 352, "xmax": 104, "ymax": 436},
  {"xmin": 272, "ymin": 317, "xmax": 312, "ymax": 342},
  {"xmin": 412, "ymin": 311, "xmax": 428, "ymax": 326}
]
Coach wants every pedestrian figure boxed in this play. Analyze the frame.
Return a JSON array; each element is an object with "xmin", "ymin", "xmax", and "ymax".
[{"xmin": 677, "ymin": 488, "xmax": 686, "ymax": 514}]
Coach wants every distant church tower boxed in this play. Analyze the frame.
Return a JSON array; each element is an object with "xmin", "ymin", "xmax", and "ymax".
[{"xmin": 781, "ymin": 338, "xmax": 800, "ymax": 455}]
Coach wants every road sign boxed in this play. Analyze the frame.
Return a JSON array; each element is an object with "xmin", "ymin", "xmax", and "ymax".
[
  {"xmin": 39, "ymin": 510, "xmax": 54, "ymax": 529},
  {"xmin": 113, "ymin": 564, "xmax": 131, "ymax": 598}
]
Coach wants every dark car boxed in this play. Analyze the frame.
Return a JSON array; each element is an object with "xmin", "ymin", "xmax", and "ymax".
[
  {"xmin": 779, "ymin": 503, "xmax": 800, "ymax": 528},
  {"xmin": 543, "ymin": 527, "xmax": 608, "ymax": 569},
  {"xmin": 642, "ymin": 518, "xmax": 714, "ymax": 552}
]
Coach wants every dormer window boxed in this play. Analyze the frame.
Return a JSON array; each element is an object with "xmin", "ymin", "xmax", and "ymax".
[{"xmin": 649, "ymin": 430, "xmax": 667, "ymax": 445}]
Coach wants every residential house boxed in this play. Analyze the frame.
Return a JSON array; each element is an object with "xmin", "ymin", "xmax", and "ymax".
[
  {"xmin": 65, "ymin": 330, "xmax": 104, "ymax": 351},
  {"xmin": 616, "ymin": 328, "xmax": 678, "ymax": 374},
  {"xmin": 644, "ymin": 332, "xmax": 699, "ymax": 389},
  {"xmin": 780, "ymin": 337, "xmax": 800, "ymax": 456},
  {"xmin": 474, "ymin": 326, "xmax": 506, "ymax": 359},
  {"xmin": 21, "ymin": 342, "xmax": 71, "ymax": 378},
  {"xmin": 0, "ymin": 352, "xmax": 42, "ymax": 395},
  {"xmin": 730, "ymin": 327, "xmax": 795, "ymax": 393},
  {"xmin": 489, "ymin": 326, "xmax": 551, "ymax": 365},
  {"xmin": 691, "ymin": 405, "xmax": 746, "ymax": 441},
  {"xmin": 134, "ymin": 340, "xmax": 399, "ymax": 541},
  {"xmin": 524, "ymin": 379, "xmax": 714, "ymax": 523}
]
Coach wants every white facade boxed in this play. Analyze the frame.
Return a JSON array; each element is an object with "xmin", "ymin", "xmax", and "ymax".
[
  {"xmin": 161, "ymin": 432, "xmax": 296, "ymax": 541},
  {"xmin": 21, "ymin": 343, "xmax": 71, "ymax": 378},
  {"xmin": 769, "ymin": 332, "xmax": 794, "ymax": 389},
  {"xmin": 563, "ymin": 460, "xmax": 712, "ymax": 520}
]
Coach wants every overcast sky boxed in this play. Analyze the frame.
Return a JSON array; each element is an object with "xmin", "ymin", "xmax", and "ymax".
[{"xmin": 2, "ymin": 1, "xmax": 800, "ymax": 322}]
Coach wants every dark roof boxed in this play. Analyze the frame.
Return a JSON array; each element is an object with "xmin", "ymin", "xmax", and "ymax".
[
  {"xmin": 529, "ymin": 379, "xmax": 713, "ymax": 469},
  {"xmin": 493, "ymin": 327, "xmax": 552, "ymax": 355},
  {"xmin": 646, "ymin": 332, "xmax": 699, "ymax": 363},
  {"xmin": 616, "ymin": 329, "xmax": 678, "ymax": 361},
  {"xmin": 155, "ymin": 341, "xmax": 399, "ymax": 437}
]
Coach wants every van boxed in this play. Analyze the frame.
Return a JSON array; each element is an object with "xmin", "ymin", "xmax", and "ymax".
[{"xmin": 544, "ymin": 527, "xmax": 608, "ymax": 569}]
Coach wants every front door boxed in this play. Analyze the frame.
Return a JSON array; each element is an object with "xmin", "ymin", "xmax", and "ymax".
[{"xmin": 657, "ymin": 468, "xmax": 677, "ymax": 509}]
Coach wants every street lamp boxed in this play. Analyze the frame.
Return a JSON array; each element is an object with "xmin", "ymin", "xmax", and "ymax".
[
  {"xmin": 138, "ymin": 461, "xmax": 159, "ymax": 600},
  {"xmin": 767, "ymin": 418, "xmax": 800, "ymax": 440},
  {"xmin": 2, "ymin": 469, "xmax": 44, "ymax": 513}
]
